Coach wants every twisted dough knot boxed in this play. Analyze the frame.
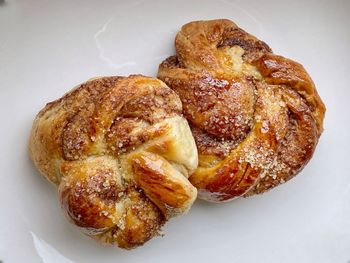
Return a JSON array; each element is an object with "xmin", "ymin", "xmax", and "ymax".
[
  {"xmin": 29, "ymin": 75, "xmax": 198, "ymax": 248},
  {"xmin": 158, "ymin": 19, "xmax": 325, "ymax": 202}
]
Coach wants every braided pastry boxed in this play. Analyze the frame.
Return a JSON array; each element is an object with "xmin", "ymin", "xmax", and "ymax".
[
  {"xmin": 29, "ymin": 75, "xmax": 198, "ymax": 249},
  {"xmin": 158, "ymin": 19, "xmax": 325, "ymax": 202}
]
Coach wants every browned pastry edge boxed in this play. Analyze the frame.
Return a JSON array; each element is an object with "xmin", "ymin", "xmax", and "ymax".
[
  {"xmin": 158, "ymin": 19, "xmax": 325, "ymax": 201},
  {"xmin": 29, "ymin": 75, "xmax": 198, "ymax": 248}
]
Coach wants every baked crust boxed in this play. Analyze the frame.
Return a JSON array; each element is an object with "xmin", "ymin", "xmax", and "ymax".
[
  {"xmin": 29, "ymin": 75, "xmax": 198, "ymax": 248},
  {"xmin": 158, "ymin": 19, "xmax": 325, "ymax": 202}
]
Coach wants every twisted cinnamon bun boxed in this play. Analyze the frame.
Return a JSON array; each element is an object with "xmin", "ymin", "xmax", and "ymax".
[
  {"xmin": 158, "ymin": 19, "xmax": 325, "ymax": 202},
  {"xmin": 29, "ymin": 75, "xmax": 198, "ymax": 248}
]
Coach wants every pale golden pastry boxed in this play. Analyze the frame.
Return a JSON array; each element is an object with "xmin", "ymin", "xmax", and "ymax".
[
  {"xmin": 29, "ymin": 75, "xmax": 198, "ymax": 249},
  {"xmin": 158, "ymin": 19, "xmax": 325, "ymax": 202}
]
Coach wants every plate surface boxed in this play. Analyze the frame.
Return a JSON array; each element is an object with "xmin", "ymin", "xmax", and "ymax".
[{"xmin": 1, "ymin": 0, "xmax": 349, "ymax": 262}]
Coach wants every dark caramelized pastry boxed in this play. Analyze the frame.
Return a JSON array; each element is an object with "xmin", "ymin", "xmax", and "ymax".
[
  {"xmin": 158, "ymin": 19, "xmax": 325, "ymax": 202},
  {"xmin": 29, "ymin": 75, "xmax": 198, "ymax": 248}
]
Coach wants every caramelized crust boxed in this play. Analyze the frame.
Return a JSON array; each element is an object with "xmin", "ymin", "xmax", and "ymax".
[
  {"xmin": 29, "ymin": 75, "xmax": 198, "ymax": 248},
  {"xmin": 158, "ymin": 19, "xmax": 325, "ymax": 201}
]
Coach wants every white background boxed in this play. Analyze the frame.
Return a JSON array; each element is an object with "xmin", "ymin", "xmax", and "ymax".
[{"xmin": 0, "ymin": 0, "xmax": 349, "ymax": 262}]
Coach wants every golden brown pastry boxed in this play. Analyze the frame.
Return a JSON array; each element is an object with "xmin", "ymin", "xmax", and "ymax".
[
  {"xmin": 158, "ymin": 19, "xmax": 325, "ymax": 202},
  {"xmin": 29, "ymin": 75, "xmax": 198, "ymax": 249}
]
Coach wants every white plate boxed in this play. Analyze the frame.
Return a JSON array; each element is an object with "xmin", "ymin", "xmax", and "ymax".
[{"xmin": 1, "ymin": 0, "xmax": 349, "ymax": 262}]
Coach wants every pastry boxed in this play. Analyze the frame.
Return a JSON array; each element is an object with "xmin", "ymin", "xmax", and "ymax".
[
  {"xmin": 158, "ymin": 19, "xmax": 325, "ymax": 202},
  {"xmin": 29, "ymin": 75, "xmax": 198, "ymax": 248}
]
